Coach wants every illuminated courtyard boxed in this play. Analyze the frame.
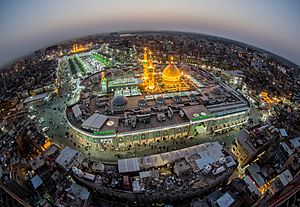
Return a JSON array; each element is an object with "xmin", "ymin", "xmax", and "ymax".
[{"xmin": 28, "ymin": 45, "xmax": 254, "ymax": 161}]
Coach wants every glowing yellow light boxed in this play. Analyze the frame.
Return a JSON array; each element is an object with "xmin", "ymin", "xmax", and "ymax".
[
  {"xmin": 71, "ymin": 44, "xmax": 87, "ymax": 53},
  {"xmin": 170, "ymin": 56, "xmax": 174, "ymax": 63},
  {"xmin": 258, "ymin": 179, "xmax": 274, "ymax": 194},
  {"xmin": 162, "ymin": 57, "xmax": 181, "ymax": 85},
  {"xmin": 101, "ymin": 72, "xmax": 106, "ymax": 80},
  {"xmin": 143, "ymin": 47, "xmax": 149, "ymax": 83},
  {"xmin": 43, "ymin": 138, "xmax": 53, "ymax": 150}
]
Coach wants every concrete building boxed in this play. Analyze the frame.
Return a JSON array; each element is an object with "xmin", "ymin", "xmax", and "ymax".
[
  {"xmin": 231, "ymin": 125, "xmax": 279, "ymax": 166},
  {"xmin": 55, "ymin": 146, "xmax": 84, "ymax": 171},
  {"xmin": 269, "ymin": 169, "xmax": 293, "ymax": 195},
  {"xmin": 72, "ymin": 142, "xmax": 237, "ymax": 204},
  {"xmin": 222, "ymin": 70, "xmax": 246, "ymax": 89},
  {"xmin": 72, "ymin": 104, "xmax": 82, "ymax": 121}
]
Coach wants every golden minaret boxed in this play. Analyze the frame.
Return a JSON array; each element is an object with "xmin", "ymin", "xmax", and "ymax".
[
  {"xmin": 147, "ymin": 51, "xmax": 155, "ymax": 90},
  {"xmin": 143, "ymin": 47, "xmax": 148, "ymax": 80}
]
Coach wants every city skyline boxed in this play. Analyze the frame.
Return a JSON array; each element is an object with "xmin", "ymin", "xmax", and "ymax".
[
  {"xmin": 0, "ymin": 12, "xmax": 300, "ymax": 206},
  {"xmin": 1, "ymin": 0, "xmax": 300, "ymax": 67}
]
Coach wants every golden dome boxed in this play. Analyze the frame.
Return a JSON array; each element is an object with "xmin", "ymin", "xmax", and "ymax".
[{"xmin": 162, "ymin": 62, "xmax": 181, "ymax": 83}]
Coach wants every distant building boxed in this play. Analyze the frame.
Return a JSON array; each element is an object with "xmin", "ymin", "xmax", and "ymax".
[
  {"xmin": 222, "ymin": 70, "xmax": 246, "ymax": 89},
  {"xmin": 251, "ymin": 58, "xmax": 267, "ymax": 72}
]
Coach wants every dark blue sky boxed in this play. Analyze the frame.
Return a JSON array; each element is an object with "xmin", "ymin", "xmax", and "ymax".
[{"xmin": 0, "ymin": 0, "xmax": 299, "ymax": 66}]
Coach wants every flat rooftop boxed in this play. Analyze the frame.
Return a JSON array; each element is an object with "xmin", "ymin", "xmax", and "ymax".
[
  {"xmin": 66, "ymin": 66, "xmax": 250, "ymax": 135},
  {"xmin": 182, "ymin": 105, "xmax": 211, "ymax": 122}
]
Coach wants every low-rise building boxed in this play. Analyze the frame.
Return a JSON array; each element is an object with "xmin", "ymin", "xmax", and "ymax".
[
  {"xmin": 55, "ymin": 146, "xmax": 84, "ymax": 171},
  {"xmin": 231, "ymin": 125, "xmax": 279, "ymax": 166}
]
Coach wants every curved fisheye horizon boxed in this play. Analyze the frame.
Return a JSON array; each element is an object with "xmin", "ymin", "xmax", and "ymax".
[
  {"xmin": 1, "ymin": 29, "xmax": 299, "ymax": 68},
  {"xmin": 0, "ymin": 0, "xmax": 300, "ymax": 67},
  {"xmin": 1, "ymin": 1, "xmax": 300, "ymax": 207}
]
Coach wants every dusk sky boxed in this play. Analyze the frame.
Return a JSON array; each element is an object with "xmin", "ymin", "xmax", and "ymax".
[{"xmin": 0, "ymin": 0, "xmax": 299, "ymax": 66}]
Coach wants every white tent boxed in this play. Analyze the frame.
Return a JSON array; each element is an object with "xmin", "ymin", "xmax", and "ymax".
[
  {"xmin": 81, "ymin": 113, "xmax": 108, "ymax": 131},
  {"xmin": 118, "ymin": 157, "xmax": 140, "ymax": 173}
]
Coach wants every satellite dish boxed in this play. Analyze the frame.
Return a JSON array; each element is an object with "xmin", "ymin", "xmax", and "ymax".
[
  {"xmin": 106, "ymin": 120, "xmax": 115, "ymax": 126},
  {"xmin": 193, "ymin": 113, "xmax": 200, "ymax": 117}
]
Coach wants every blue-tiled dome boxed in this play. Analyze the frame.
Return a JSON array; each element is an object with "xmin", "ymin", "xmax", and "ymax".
[{"xmin": 112, "ymin": 96, "xmax": 128, "ymax": 107}]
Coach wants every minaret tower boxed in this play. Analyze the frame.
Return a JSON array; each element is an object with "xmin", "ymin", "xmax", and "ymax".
[
  {"xmin": 143, "ymin": 47, "xmax": 148, "ymax": 80},
  {"xmin": 73, "ymin": 44, "xmax": 78, "ymax": 52},
  {"xmin": 170, "ymin": 56, "xmax": 174, "ymax": 64},
  {"xmin": 101, "ymin": 72, "xmax": 107, "ymax": 92},
  {"xmin": 147, "ymin": 51, "xmax": 155, "ymax": 90}
]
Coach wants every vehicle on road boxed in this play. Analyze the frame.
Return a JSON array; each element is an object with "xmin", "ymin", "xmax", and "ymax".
[
  {"xmin": 39, "ymin": 117, "xmax": 44, "ymax": 124},
  {"xmin": 42, "ymin": 126, "xmax": 50, "ymax": 132},
  {"xmin": 28, "ymin": 115, "xmax": 36, "ymax": 120}
]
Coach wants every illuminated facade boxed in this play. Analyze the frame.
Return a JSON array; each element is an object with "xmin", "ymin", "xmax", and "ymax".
[
  {"xmin": 162, "ymin": 57, "xmax": 181, "ymax": 86},
  {"xmin": 66, "ymin": 47, "xmax": 250, "ymax": 150},
  {"xmin": 143, "ymin": 50, "xmax": 182, "ymax": 91},
  {"xmin": 71, "ymin": 44, "xmax": 87, "ymax": 53},
  {"xmin": 147, "ymin": 51, "xmax": 155, "ymax": 90},
  {"xmin": 231, "ymin": 125, "xmax": 278, "ymax": 167},
  {"xmin": 101, "ymin": 72, "xmax": 107, "ymax": 92},
  {"xmin": 67, "ymin": 109, "xmax": 249, "ymax": 150},
  {"xmin": 143, "ymin": 47, "xmax": 148, "ymax": 80}
]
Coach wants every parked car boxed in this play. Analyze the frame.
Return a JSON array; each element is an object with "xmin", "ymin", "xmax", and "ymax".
[
  {"xmin": 42, "ymin": 126, "xmax": 50, "ymax": 132},
  {"xmin": 39, "ymin": 117, "xmax": 44, "ymax": 124}
]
